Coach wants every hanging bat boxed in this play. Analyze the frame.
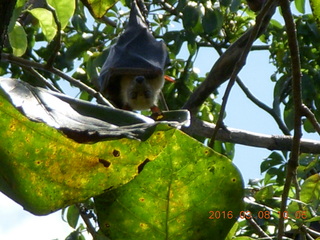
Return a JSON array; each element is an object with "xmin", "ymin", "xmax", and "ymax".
[{"xmin": 98, "ymin": 0, "xmax": 170, "ymax": 112}]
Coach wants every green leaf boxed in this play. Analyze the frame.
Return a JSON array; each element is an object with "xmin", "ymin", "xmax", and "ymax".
[
  {"xmin": 224, "ymin": 222, "xmax": 239, "ymax": 239},
  {"xmin": 284, "ymin": 104, "xmax": 295, "ymax": 131},
  {"xmin": 0, "ymin": 78, "xmax": 191, "ymax": 215},
  {"xmin": 295, "ymin": 0, "xmax": 305, "ymax": 13},
  {"xmin": 8, "ymin": 0, "xmax": 27, "ymax": 32},
  {"xmin": 95, "ymin": 130, "xmax": 244, "ymax": 239},
  {"xmin": 310, "ymin": 0, "xmax": 320, "ymax": 29},
  {"xmin": 8, "ymin": 22, "xmax": 27, "ymax": 57},
  {"xmin": 300, "ymin": 173, "xmax": 320, "ymax": 210},
  {"xmin": 28, "ymin": 8, "xmax": 57, "ymax": 42},
  {"xmin": 220, "ymin": 0, "xmax": 232, "ymax": 7},
  {"xmin": 306, "ymin": 216, "xmax": 320, "ymax": 222},
  {"xmin": 260, "ymin": 152, "xmax": 284, "ymax": 173},
  {"xmin": 254, "ymin": 185, "xmax": 274, "ymax": 201},
  {"xmin": 47, "ymin": 0, "xmax": 76, "ymax": 29},
  {"xmin": 182, "ymin": 5, "xmax": 200, "ymax": 30},
  {"xmin": 83, "ymin": 0, "xmax": 117, "ymax": 18},
  {"xmin": 230, "ymin": 0, "xmax": 242, "ymax": 12},
  {"xmin": 67, "ymin": 205, "xmax": 80, "ymax": 229},
  {"xmin": 202, "ymin": 9, "xmax": 223, "ymax": 34},
  {"xmin": 0, "ymin": 87, "xmax": 170, "ymax": 214}
]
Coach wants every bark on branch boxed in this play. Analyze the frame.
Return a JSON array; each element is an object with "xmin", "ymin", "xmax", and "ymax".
[
  {"xmin": 183, "ymin": 118, "xmax": 320, "ymax": 154},
  {"xmin": 183, "ymin": 1, "xmax": 278, "ymax": 113}
]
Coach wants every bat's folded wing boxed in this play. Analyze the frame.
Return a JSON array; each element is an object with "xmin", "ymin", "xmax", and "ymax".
[{"xmin": 99, "ymin": 1, "xmax": 170, "ymax": 91}]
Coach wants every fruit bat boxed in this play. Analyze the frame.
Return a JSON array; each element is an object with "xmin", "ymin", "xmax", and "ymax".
[{"xmin": 98, "ymin": 0, "xmax": 170, "ymax": 111}]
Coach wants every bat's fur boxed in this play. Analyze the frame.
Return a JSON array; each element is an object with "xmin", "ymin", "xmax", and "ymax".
[{"xmin": 120, "ymin": 74, "xmax": 164, "ymax": 110}]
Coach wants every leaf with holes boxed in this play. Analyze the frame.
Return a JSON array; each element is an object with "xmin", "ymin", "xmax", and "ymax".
[
  {"xmin": 95, "ymin": 130, "xmax": 244, "ymax": 239},
  {"xmin": 0, "ymin": 82, "xmax": 177, "ymax": 215}
]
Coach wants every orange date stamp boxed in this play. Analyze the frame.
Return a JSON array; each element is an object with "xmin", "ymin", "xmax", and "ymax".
[{"xmin": 208, "ymin": 210, "xmax": 308, "ymax": 220}]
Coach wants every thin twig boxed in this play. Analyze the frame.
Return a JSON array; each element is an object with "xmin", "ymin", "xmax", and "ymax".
[
  {"xmin": 246, "ymin": 217, "xmax": 273, "ymax": 239},
  {"xmin": 208, "ymin": 0, "xmax": 278, "ymax": 148},
  {"xmin": 45, "ymin": 3, "xmax": 62, "ymax": 67},
  {"xmin": 236, "ymin": 77, "xmax": 291, "ymax": 135},
  {"xmin": 76, "ymin": 204, "xmax": 97, "ymax": 239},
  {"xmin": 301, "ymin": 104, "xmax": 320, "ymax": 135},
  {"xmin": 182, "ymin": 1, "xmax": 277, "ymax": 113},
  {"xmin": 277, "ymin": 0, "xmax": 303, "ymax": 238},
  {"xmin": 301, "ymin": 224, "xmax": 320, "ymax": 238},
  {"xmin": 24, "ymin": 67, "xmax": 61, "ymax": 92},
  {"xmin": 99, "ymin": 16, "xmax": 117, "ymax": 28},
  {"xmin": 1, "ymin": 53, "xmax": 114, "ymax": 107}
]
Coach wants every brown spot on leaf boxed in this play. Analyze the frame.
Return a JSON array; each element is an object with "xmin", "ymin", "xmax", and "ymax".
[
  {"xmin": 139, "ymin": 198, "xmax": 145, "ymax": 202},
  {"xmin": 99, "ymin": 159, "xmax": 111, "ymax": 168},
  {"xmin": 112, "ymin": 149, "xmax": 120, "ymax": 157},
  {"xmin": 138, "ymin": 158, "xmax": 150, "ymax": 173},
  {"xmin": 105, "ymin": 186, "xmax": 114, "ymax": 191}
]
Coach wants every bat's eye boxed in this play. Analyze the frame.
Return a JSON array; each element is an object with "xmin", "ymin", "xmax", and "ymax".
[{"xmin": 135, "ymin": 76, "xmax": 145, "ymax": 84}]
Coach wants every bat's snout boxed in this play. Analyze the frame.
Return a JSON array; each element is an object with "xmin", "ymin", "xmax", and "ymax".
[{"xmin": 135, "ymin": 76, "xmax": 145, "ymax": 84}]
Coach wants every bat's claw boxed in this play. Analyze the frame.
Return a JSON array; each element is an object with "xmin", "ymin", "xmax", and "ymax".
[{"xmin": 150, "ymin": 106, "xmax": 164, "ymax": 121}]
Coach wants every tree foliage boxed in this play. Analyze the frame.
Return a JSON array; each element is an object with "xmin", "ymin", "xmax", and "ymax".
[{"xmin": 1, "ymin": 0, "xmax": 320, "ymax": 239}]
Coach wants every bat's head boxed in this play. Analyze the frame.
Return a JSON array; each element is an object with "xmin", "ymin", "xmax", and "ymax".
[{"xmin": 120, "ymin": 74, "xmax": 164, "ymax": 110}]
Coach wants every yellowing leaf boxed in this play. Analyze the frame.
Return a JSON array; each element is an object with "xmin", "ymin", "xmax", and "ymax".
[
  {"xmin": 29, "ymin": 8, "xmax": 57, "ymax": 42},
  {"xmin": 8, "ymin": 22, "xmax": 27, "ymax": 57},
  {"xmin": 0, "ymin": 89, "xmax": 169, "ymax": 215},
  {"xmin": 47, "ymin": 0, "xmax": 76, "ymax": 29},
  {"xmin": 95, "ymin": 130, "xmax": 244, "ymax": 239},
  {"xmin": 300, "ymin": 173, "xmax": 320, "ymax": 209},
  {"xmin": 84, "ymin": 0, "xmax": 117, "ymax": 18}
]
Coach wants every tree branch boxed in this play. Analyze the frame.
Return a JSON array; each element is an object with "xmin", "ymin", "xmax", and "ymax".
[
  {"xmin": 246, "ymin": 217, "xmax": 272, "ymax": 239},
  {"xmin": 182, "ymin": 0, "xmax": 278, "ymax": 113},
  {"xmin": 236, "ymin": 77, "xmax": 291, "ymax": 135},
  {"xmin": 301, "ymin": 104, "xmax": 320, "ymax": 135},
  {"xmin": 183, "ymin": 117, "xmax": 320, "ymax": 154},
  {"xmin": 209, "ymin": 0, "xmax": 280, "ymax": 147},
  {"xmin": 45, "ymin": 3, "xmax": 62, "ymax": 67},
  {"xmin": 278, "ymin": 0, "xmax": 303, "ymax": 238},
  {"xmin": 1, "ymin": 53, "xmax": 114, "ymax": 107},
  {"xmin": 76, "ymin": 203, "xmax": 97, "ymax": 239}
]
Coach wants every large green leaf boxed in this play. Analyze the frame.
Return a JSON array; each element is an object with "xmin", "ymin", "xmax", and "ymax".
[
  {"xmin": 0, "ymin": 78, "xmax": 190, "ymax": 215},
  {"xmin": 310, "ymin": 0, "xmax": 320, "ymax": 29},
  {"xmin": 95, "ymin": 130, "xmax": 244, "ymax": 239},
  {"xmin": 47, "ymin": 0, "xmax": 76, "ymax": 30},
  {"xmin": 28, "ymin": 8, "xmax": 57, "ymax": 42},
  {"xmin": 0, "ymin": 86, "xmax": 169, "ymax": 215}
]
